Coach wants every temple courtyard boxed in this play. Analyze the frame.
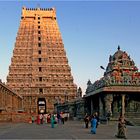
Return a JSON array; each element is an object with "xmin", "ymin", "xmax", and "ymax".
[{"xmin": 0, "ymin": 120, "xmax": 140, "ymax": 139}]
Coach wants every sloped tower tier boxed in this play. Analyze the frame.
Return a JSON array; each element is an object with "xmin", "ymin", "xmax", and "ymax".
[{"xmin": 7, "ymin": 7, "xmax": 77, "ymax": 113}]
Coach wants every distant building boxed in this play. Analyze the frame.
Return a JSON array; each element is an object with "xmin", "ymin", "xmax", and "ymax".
[{"xmin": 6, "ymin": 7, "xmax": 77, "ymax": 114}]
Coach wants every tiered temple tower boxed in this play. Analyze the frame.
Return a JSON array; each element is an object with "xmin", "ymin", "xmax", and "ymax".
[{"xmin": 7, "ymin": 7, "xmax": 77, "ymax": 114}]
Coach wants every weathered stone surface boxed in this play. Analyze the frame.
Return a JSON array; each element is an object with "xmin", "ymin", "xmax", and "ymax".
[
  {"xmin": 0, "ymin": 81, "xmax": 22, "ymax": 122},
  {"xmin": 6, "ymin": 7, "xmax": 77, "ymax": 114},
  {"xmin": 55, "ymin": 97, "xmax": 85, "ymax": 120}
]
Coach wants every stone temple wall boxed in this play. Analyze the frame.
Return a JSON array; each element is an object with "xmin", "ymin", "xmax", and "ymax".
[
  {"xmin": 0, "ymin": 80, "xmax": 23, "ymax": 122},
  {"xmin": 55, "ymin": 97, "xmax": 85, "ymax": 120}
]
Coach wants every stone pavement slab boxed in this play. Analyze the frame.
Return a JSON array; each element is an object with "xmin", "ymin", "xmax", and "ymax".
[{"xmin": 0, "ymin": 121, "xmax": 140, "ymax": 139}]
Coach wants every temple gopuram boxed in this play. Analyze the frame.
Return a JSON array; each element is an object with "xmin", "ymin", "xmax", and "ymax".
[
  {"xmin": 6, "ymin": 7, "xmax": 77, "ymax": 114},
  {"xmin": 85, "ymin": 46, "xmax": 140, "ymax": 123}
]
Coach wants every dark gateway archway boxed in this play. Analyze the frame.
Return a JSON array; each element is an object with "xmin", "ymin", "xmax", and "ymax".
[{"xmin": 37, "ymin": 98, "xmax": 46, "ymax": 114}]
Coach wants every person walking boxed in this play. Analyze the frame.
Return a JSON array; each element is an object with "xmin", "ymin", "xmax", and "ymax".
[
  {"xmin": 40, "ymin": 114, "xmax": 43, "ymax": 124},
  {"xmin": 106, "ymin": 111, "xmax": 111, "ymax": 124},
  {"xmin": 51, "ymin": 114, "xmax": 55, "ymax": 128},
  {"xmin": 31, "ymin": 116, "xmax": 35, "ymax": 123},
  {"xmin": 94, "ymin": 112, "xmax": 100, "ymax": 128},
  {"xmin": 60, "ymin": 112, "xmax": 65, "ymax": 124},
  {"xmin": 44, "ymin": 113, "xmax": 48, "ymax": 123},
  {"xmin": 90, "ymin": 115, "xmax": 97, "ymax": 134},
  {"xmin": 36, "ymin": 114, "xmax": 40, "ymax": 125},
  {"xmin": 84, "ymin": 113, "xmax": 89, "ymax": 128},
  {"xmin": 57, "ymin": 112, "xmax": 61, "ymax": 124},
  {"xmin": 115, "ymin": 114, "xmax": 127, "ymax": 139}
]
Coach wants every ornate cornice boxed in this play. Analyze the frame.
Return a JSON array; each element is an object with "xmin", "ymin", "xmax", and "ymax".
[{"xmin": 86, "ymin": 46, "xmax": 140, "ymax": 95}]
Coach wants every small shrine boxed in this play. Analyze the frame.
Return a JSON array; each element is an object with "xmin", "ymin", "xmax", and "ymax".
[{"xmin": 85, "ymin": 46, "xmax": 140, "ymax": 122}]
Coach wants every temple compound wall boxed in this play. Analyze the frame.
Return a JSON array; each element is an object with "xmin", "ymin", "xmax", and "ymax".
[
  {"xmin": 55, "ymin": 87, "xmax": 85, "ymax": 120},
  {"xmin": 55, "ymin": 97, "xmax": 85, "ymax": 120},
  {"xmin": 0, "ymin": 80, "xmax": 23, "ymax": 122}
]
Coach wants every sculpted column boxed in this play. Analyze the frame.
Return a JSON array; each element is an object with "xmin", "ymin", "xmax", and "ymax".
[
  {"xmin": 104, "ymin": 94, "xmax": 113, "ymax": 115},
  {"xmin": 91, "ymin": 98, "xmax": 93, "ymax": 115},
  {"xmin": 99, "ymin": 97, "xmax": 104, "ymax": 117},
  {"xmin": 122, "ymin": 94, "xmax": 125, "ymax": 117}
]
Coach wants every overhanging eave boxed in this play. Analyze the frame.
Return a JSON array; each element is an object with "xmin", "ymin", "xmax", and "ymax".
[{"xmin": 85, "ymin": 86, "xmax": 140, "ymax": 97}]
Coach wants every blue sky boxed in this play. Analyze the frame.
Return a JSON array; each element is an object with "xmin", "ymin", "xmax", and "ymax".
[{"xmin": 0, "ymin": 1, "xmax": 140, "ymax": 94}]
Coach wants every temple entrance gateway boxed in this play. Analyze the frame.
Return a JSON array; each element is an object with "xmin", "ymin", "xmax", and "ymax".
[{"xmin": 38, "ymin": 98, "xmax": 46, "ymax": 114}]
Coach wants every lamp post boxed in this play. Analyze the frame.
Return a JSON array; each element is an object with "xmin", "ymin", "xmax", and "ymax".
[{"xmin": 100, "ymin": 66, "xmax": 105, "ymax": 70}]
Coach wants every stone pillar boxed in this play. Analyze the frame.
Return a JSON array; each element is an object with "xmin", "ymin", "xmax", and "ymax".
[
  {"xmin": 91, "ymin": 98, "xmax": 93, "ymax": 115},
  {"xmin": 104, "ymin": 94, "xmax": 113, "ymax": 115},
  {"xmin": 113, "ymin": 99, "xmax": 118, "ymax": 113},
  {"xmin": 122, "ymin": 94, "xmax": 125, "ymax": 117},
  {"xmin": 99, "ymin": 97, "xmax": 104, "ymax": 117}
]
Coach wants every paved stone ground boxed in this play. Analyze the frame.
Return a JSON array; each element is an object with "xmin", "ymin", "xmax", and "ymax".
[{"xmin": 0, "ymin": 120, "xmax": 140, "ymax": 139}]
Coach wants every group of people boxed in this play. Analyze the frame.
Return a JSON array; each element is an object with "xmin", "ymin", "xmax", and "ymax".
[
  {"xmin": 84, "ymin": 112, "xmax": 127, "ymax": 139},
  {"xmin": 30, "ymin": 112, "xmax": 69, "ymax": 128},
  {"xmin": 30, "ymin": 111, "xmax": 127, "ymax": 138},
  {"xmin": 84, "ymin": 112, "xmax": 99, "ymax": 134}
]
